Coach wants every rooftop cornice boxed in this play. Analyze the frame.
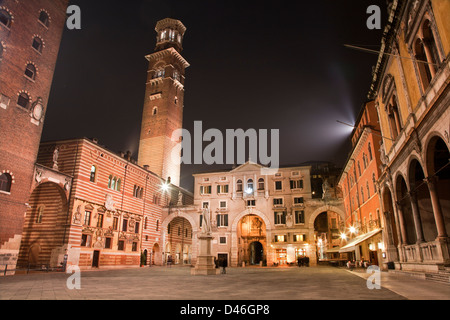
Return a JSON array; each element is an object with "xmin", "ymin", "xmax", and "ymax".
[
  {"xmin": 155, "ymin": 18, "xmax": 186, "ymax": 35},
  {"xmin": 145, "ymin": 47, "xmax": 190, "ymax": 68}
]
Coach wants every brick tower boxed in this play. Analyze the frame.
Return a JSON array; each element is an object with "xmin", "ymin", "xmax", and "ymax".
[
  {"xmin": 0, "ymin": 0, "xmax": 68, "ymax": 268},
  {"xmin": 138, "ymin": 18, "xmax": 190, "ymax": 186}
]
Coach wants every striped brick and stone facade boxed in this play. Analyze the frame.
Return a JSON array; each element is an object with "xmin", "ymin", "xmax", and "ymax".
[{"xmin": 17, "ymin": 138, "xmax": 193, "ymax": 270}]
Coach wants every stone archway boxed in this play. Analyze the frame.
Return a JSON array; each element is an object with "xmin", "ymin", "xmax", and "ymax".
[
  {"xmin": 17, "ymin": 181, "xmax": 69, "ymax": 268},
  {"xmin": 308, "ymin": 205, "xmax": 346, "ymax": 230},
  {"xmin": 231, "ymin": 209, "xmax": 271, "ymax": 267},
  {"xmin": 161, "ymin": 212, "xmax": 196, "ymax": 265}
]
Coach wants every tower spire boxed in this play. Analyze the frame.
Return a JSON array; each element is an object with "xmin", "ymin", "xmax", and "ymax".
[{"xmin": 137, "ymin": 18, "xmax": 189, "ymax": 186}]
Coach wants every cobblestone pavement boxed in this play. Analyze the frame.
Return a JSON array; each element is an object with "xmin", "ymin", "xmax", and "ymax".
[{"xmin": 0, "ymin": 265, "xmax": 448, "ymax": 301}]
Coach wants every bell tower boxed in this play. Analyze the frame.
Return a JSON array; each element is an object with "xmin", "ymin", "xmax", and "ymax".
[{"xmin": 138, "ymin": 18, "xmax": 190, "ymax": 186}]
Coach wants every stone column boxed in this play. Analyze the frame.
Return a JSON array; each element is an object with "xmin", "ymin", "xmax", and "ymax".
[
  {"xmin": 408, "ymin": 191, "xmax": 425, "ymax": 243},
  {"xmin": 394, "ymin": 201, "xmax": 408, "ymax": 245},
  {"xmin": 424, "ymin": 176, "xmax": 448, "ymax": 239}
]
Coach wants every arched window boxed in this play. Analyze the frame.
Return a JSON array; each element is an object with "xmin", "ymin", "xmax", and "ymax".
[
  {"xmin": 414, "ymin": 38, "xmax": 433, "ymax": 90},
  {"xmin": 116, "ymin": 178, "xmax": 121, "ymax": 191},
  {"xmin": 0, "ymin": 9, "xmax": 12, "ymax": 28},
  {"xmin": 32, "ymin": 37, "xmax": 43, "ymax": 53},
  {"xmin": 108, "ymin": 175, "xmax": 113, "ymax": 188},
  {"xmin": 366, "ymin": 181, "xmax": 370, "ymax": 198},
  {"xmin": 422, "ymin": 20, "xmax": 440, "ymax": 76},
  {"xmin": 236, "ymin": 180, "xmax": 243, "ymax": 192},
  {"xmin": 152, "ymin": 107, "xmax": 158, "ymax": 115},
  {"xmin": 17, "ymin": 92, "xmax": 30, "ymax": 109},
  {"xmin": 38, "ymin": 10, "xmax": 50, "ymax": 27},
  {"xmin": 368, "ymin": 143, "xmax": 373, "ymax": 161},
  {"xmin": 25, "ymin": 64, "xmax": 36, "ymax": 80},
  {"xmin": 258, "ymin": 178, "xmax": 265, "ymax": 190},
  {"xmin": 0, "ymin": 172, "xmax": 12, "ymax": 192},
  {"xmin": 90, "ymin": 165, "xmax": 96, "ymax": 182},
  {"xmin": 246, "ymin": 179, "xmax": 254, "ymax": 193},
  {"xmin": 387, "ymin": 95, "xmax": 402, "ymax": 140},
  {"xmin": 361, "ymin": 187, "xmax": 365, "ymax": 203}
]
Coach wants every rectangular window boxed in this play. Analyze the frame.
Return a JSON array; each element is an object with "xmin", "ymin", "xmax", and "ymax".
[
  {"xmin": 293, "ymin": 234, "xmax": 306, "ymax": 242},
  {"xmin": 0, "ymin": 94, "xmax": 10, "ymax": 109},
  {"xmin": 122, "ymin": 219, "xmax": 128, "ymax": 232},
  {"xmin": 246, "ymin": 199, "xmax": 256, "ymax": 207},
  {"xmin": 217, "ymin": 184, "xmax": 229, "ymax": 194},
  {"xmin": 294, "ymin": 197, "xmax": 304, "ymax": 205},
  {"xmin": 275, "ymin": 181, "xmax": 282, "ymax": 190},
  {"xmin": 217, "ymin": 214, "xmax": 229, "ymax": 227},
  {"xmin": 135, "ymin": 221, "xmax": 140, "ymax": 234},
  {"xmin": 118, "ymin": 240, "xmax": 125, "ymax": 251},
  {"xmin": 113, "ymin": 217, "xmax": 119, "ymax": 230},
  {"xmin": 219, "ymin": 236, "xmax": 227, "ymax": 244},
  {"xmin": 200, "ymin": 185, "xmax": 212, "ymax": 194},
  {"xmin": 97, "ymin": 213, "xmax": 104, "ymax": 228},
  {"xmin": 290, "ymin": 180, "xmax": 304, "ymax": 189},
  {"xmin": 295, "ymin": 210, "xmax": 305, "ymax": 224},
  {"xmin": 202, "ymin": 201, "xmax": 209, "ymax": 209},
  {"xmin": 132, "ymin": 242, "xmax": 138, "ymax": 252},
  {"xmin": 274, "ymin": 212, "xmax": 286, "ymax": 225},
  {"xmin": 105, "ymin": 237, "xmax": 112, "ymax": 249},
  {"xmin": 219, "ymin": 200, "xmax": 227, "ymax": 209},
  {"xmin": 84, "ymin": 211, "xmax": 91, "ymax": 226},
  {"xmin": 81, "ymin": 234, "xmax": 92, "ymax": 247},
  {"xmin": 273, "ymin": 198, "xmax": 283, "ymax": 206}
]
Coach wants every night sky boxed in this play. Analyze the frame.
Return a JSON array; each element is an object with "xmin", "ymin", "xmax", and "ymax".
[{"xmin": 43, "ymin": 0, "xmax": 388, "ymax": 191}]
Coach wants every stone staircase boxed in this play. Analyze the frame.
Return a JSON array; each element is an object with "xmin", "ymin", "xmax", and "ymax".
[
  {"xmin": 388, "ymin": 266, "xmax": 450, "ymax": 285},
  {"xmin": 425, "ymin": 267, "xmax": 450, "ymax": 285}
]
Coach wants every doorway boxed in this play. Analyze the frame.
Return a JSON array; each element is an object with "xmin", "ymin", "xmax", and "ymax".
[
  {"xmin": 92, "ymin": 250, "xmax": 100, "ymax": 268},
  {"xmin": 369, "ymin": 251, "xmax": 379, "ymax": 266},
  {"xmin": 250, "ymin": 241, "xmax": 263, "ymax": 265}
]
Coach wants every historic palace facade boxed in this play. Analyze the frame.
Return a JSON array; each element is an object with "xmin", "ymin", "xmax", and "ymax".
[
  {"xmin": 16, "ymin": 138, "xmax": 192, "ymax": 270},
  {"xmin": 160, "ymin": 162, "xmax": 346, "ymax": 268},
  {"xmin": 362, "ymin": 0, "xmax": 449, "ymax": 273},
  {"xmin": 338, "ymin": 101, "xmax": 386, "ymax": 268}
]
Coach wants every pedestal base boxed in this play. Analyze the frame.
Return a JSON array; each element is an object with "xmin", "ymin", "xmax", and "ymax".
[{"xmin": 191, "ymin": 234, "xmax": 220, "ymax": 276}]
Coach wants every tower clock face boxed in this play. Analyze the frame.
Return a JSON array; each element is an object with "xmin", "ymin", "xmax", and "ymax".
[{"xmin": 33, "ymin": 103, "xmax": 43, "ymax": 121}]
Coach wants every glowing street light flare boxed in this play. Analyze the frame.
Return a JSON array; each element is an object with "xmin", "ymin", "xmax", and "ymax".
[{"xmin": 161, "ymin": 182, "xmax": 170, "ymax": 192}]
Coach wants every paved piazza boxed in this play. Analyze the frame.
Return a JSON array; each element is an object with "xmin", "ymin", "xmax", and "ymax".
[{"xmin": 0, "ymin": 266, "xmax": 448, "ymax": 301}]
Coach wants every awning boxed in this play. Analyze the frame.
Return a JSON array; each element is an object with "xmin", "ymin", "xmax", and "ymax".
[
  {"xmin": 339, "ymin": 229, "xmax": 382, "ymax": 253},
  {"xmin": 324, "ymin": 247, "xmax": 341, "ymax": 254}
]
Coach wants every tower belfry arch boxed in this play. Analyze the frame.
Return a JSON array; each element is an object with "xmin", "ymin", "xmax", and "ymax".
[{"xmin": 138, "ymin": 18, "xmax": 190, "ymax": 187}]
